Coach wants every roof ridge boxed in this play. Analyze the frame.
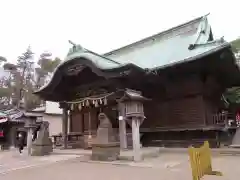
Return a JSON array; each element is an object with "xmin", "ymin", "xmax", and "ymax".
[{"xmin": 103, "ymin": 14, "xmax": 210, "ymax": 56}]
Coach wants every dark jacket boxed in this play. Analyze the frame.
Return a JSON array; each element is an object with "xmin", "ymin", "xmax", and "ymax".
[{"xmin": 18, "ymin": 134, "xmax": 25, "ymax": 148}]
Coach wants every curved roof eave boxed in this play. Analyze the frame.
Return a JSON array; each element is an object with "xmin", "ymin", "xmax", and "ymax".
[{"xmin": 34, "ymin": 50, "xmax": 144, "ymax": 95}]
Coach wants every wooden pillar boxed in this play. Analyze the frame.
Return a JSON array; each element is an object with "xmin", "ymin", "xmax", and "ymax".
[
  {"xmin": 131, "ymin": 117, "xmax": 142, "ymax": 162},
  {"xmin": 68, "ymin": 111, "xmax": 71, "ymax": 133},
  {"xmin": 88, "ymin": 112, "xmax": 92, "ymax": 134},
  {"xmin": 83, "ymin": 111, "xmax": 94, "ymax": 149},
  {"xmin": 83, "ymin": 112, "xmax": 90, "ymax": 133},
  {"xmin": 8, "ymin": 127, "xmax": 16, "ymax": 149},
  {"xmin": 118, "ymin": 103, "xmax": 127, "ymax": 150},
  {"xmin": 62, "ymin": 108, "xmax": 68, "ymax": 149},
  {"xmin": 90, "ymin": 109, "xmax": 98, "ymax": 132}
]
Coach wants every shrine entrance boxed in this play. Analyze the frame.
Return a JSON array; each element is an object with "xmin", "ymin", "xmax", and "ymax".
[
  {"xmin": 66, "ymin": 92, "xmax": 121, "ymax": 149},
  {"xmin": 34, "ymin": 43, "xmax": 149, "ymax": 160},
  {"xmin": 59, "ymin": 88, "xmax": 148, "ymax": 152},
  {"xmin": 70, "ymin": 106, "xmax": 119, "ymax": 135}
]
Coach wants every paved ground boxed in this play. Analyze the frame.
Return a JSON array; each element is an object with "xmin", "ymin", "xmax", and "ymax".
[
  {"xmin": 0, "ymin": 154, "xmax": 192, "ymax": 180},
  {"xmin": 0, "ymin": 149, "xmax": 82, "ymax": 175},
  {"xmin": 0, "ymin": 149, "xmax": 239, "ymax": 180}
]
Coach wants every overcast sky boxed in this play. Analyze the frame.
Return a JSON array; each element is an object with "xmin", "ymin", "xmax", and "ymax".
[{"xmin": 0, "ymin": 0, "xmax": 239, "ymax": 63}]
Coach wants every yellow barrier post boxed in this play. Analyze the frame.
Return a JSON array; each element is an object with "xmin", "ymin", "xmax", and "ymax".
[{"xmin": 188, "ymin": 141, "xmax": 223, "ymax": 180}]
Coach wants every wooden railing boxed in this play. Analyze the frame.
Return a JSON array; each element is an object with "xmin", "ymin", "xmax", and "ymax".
[
  {"xmin": 212, "ymin": 113, "xmax": 228, "ymax": 125},
  {"xmin": 211, "ymin": 112, "xmax": 238, "ymax": 127}
]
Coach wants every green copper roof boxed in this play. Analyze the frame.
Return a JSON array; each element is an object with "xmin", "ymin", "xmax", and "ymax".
[
  {"xmin": 103, "ymin": 15, "xmax": 229, "ymax": 70},
  {"xmin": 65, "ymin": 44, "xmax": 121, "ymax": 69},
  {"xmin": 60, "ymin": 15, "xmax": 228, "ymax": 71},
  {"xmin": 0, "ymin": 112, "xmax": 7, "ymax": 117},
  {"xmin": 36, "ymin": 43, "xmax": 128, "ymax": 94}
]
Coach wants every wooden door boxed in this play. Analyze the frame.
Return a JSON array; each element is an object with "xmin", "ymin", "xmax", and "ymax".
[{"xmin": 70, "ymin": 111, "xmax": 83, "ymax": 133}]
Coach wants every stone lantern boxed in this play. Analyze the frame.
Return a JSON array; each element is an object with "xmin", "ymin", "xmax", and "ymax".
[
  {"xmin": 119, "ymin": 89, "xmax": 149, "ymax": 161},
  {"xmin": 24, "ymin": 113, "xmax": 40, "ymax": 155},
  {"xmin": 125, "ymin": 101, "xmax": 145, "ymax": 121},
  {"xmin": 24, "ymin": 117, "xmax": 37, "ymax": 128}
]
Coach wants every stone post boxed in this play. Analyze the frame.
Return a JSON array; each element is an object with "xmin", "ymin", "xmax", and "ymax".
[
  {"xmin": 24, "ymin": 117, "xmax": 37, "ymax": 156},
  {"xmin": 62, "ymin": 108, "xmax": 68, "ymax": 149},
  {"xmin": 8, "ymin": 127, "xmax": 16, "ymax": 149},
  {"xmin": 131, "ymin": 117, "xmax": 142, "ymax": 162},
  {"xmin": 118, "ymin": 103, "xmax": 127, "ymax": 150},
  {"xmin": 27, "ymin": 128, "xmax": 33, "ymax": 155},
  {"xmin": 68, "ymin": 111, "xmax": 71, "ymax": 133}
]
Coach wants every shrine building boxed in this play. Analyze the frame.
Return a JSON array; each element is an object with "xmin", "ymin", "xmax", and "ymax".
[{"xmin": 34, "ymin": 14, "xmax": 240, "ymax": 148}]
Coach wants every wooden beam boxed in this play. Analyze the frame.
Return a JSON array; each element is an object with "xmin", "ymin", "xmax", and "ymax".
[{"xmin": 64, "ymin": 78, "xmax": 126, "ymax": 99}]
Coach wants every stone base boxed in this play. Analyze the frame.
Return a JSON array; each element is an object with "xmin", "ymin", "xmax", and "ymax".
[
  {"xmin": 31, "ymin": 144, "xmax": 53, "ymax": 156},
  {"xmin": 91, "ymin": 143, "xmax": 120, "ymax": 161}
]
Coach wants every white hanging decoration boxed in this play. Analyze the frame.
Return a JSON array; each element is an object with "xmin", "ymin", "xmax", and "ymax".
[
  {"xmin": 82, "ymin": 101, "xmax": 85, "ymax": 106},
  {"xmin": 104, "ymin": 97, "xmax": 107, "ymax": 105},
  {"xmin": 71, "ymin": 104, "xmax": 74, "ymax": 111},
  {"xmin": 99, "ymin": 98, "xmax": 102, "ymax": 104},
  {"xmin": 95, "ymin": 100, "xmax": 99, "ymax": 107},
  {"xmin": 78, "ymin": 103, "xmax": 82, "ymax": 111},
  {"xmin": 92, "ymin": 100, "xmax": 95, "ymax": 105},
  {"xmin": 86, "ymin": 100, "xmax": 90, "ymax": 107}
]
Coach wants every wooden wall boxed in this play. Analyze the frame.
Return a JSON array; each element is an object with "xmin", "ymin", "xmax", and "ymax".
[
  {"xmin": 69, "ymin": 73, "xmax": 224, "ymax": 132},
  {"xmin": 142, "ymin": 74, "xmax": 223, "ymax": 130},
  {"xmin": 143, "ymin": 95, "xmax": 206, "ymax": 128}
]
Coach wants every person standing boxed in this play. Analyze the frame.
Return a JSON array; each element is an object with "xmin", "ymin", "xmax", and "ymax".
[{"xmin": 18, "ymin": 132, "xmax": 25, "ymax": 154}]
